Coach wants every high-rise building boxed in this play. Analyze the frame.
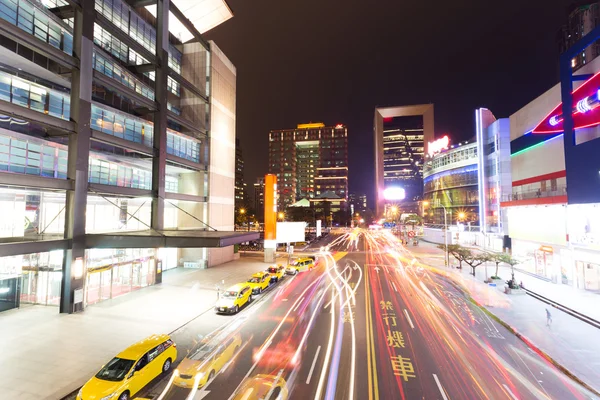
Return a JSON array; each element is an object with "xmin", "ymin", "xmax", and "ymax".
[
  {"xmin": 349, "ymin": 193, "xmax": 368, "ymax": 213},
  {"xmin": 235, "ymin": 137, "xmax": 245, "ymax": 208},
  {"xmin": 253, "ymin": 177, "xmax": 265, "ymax": 220},
  {"xmin": 374, "ymin": 105, "xmax": 434, "ymax": 216},
  {"xmin": 269, "ymin": 123, "xmax": 348, "ymax": 209},
  {"xmin": 0, "ymin": 0, "xmax": 258, "ymax": 315},
  {"xmin": 558, "ymin": 2, "xmax": 600, "ymax": 71}
]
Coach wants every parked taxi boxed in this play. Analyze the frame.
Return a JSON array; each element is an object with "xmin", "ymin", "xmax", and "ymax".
[
  {"xmin": 232, "ymin": 374, "xmax": 289, "ymax": 400},
  {"xmin": 215, "ymin": 283, "xmax": 252, "ymax": 314},
  {"xmin": 77, "ymin": 334, "xmax": 176, "ymax": 400},
  {"xmin": 174, "ymin": 332, "xmax": 242, "ymax": 389},
  {"xmin": 266, "ymin": 265, "xmax": 285, "ymax": 283},
  {"xmin": 285, "ymin": 257, "xmax": 315, "ymax": 275},
  {"xmin": 247, "ymin": 271, "xmax": 271, "ymax": 294}
]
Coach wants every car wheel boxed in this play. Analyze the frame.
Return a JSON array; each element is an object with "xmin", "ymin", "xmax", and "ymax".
[
  {"xmin": 258, "ymin": 288, "xmax": 262, "ymax": 294},
  {"xmin": 208, "ymin": 370, "xmax": 215, "ymax": 381},
  {"xmin": 162, "ymin": 358, "xmax": 172, "ymax": 373},
  {"xmin": 234, "ymin": 305, "xmax": 239, "ymax": 313},
  {"xmin": 118, "ymin": 391, "xmax": 130, "ymax": 400}
]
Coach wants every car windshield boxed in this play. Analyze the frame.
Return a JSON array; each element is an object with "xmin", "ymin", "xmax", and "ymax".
[
  {"xmin": 248, "ymin": 277, "xmax": 261, "ymax": 283},
  {"xmin": 290, "ymin": 261, "xmax": 299, "ymax": 266},
  {"xmin": 221, "ymin": 291, "xmax": 238, "ymax": 298},
  {"xmin": 95, "ymin": 357, "xmax": 135, "ymax": 382},
  {"xmin": 268, "ymin": 268, "xmax": 277, "ymax": 273}
]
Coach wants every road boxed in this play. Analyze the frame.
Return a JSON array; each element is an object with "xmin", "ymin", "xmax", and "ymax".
[{"xmin": 70, "ymin": 230, "xmax": 599, "ymax": 400}]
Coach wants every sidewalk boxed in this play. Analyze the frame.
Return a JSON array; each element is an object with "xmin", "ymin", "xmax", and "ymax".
[
  {"xmin": 0, "ymin": 254, "xmax": 286, "ymax": 400},
  {"xmin": 410, "ymin": 241, "xmax": 600, "ymax": 392}
]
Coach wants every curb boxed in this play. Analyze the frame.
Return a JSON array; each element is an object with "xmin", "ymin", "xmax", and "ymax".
[{"xmin": 467, "ymin": 296, "xmax": 600, "ymax": 397}]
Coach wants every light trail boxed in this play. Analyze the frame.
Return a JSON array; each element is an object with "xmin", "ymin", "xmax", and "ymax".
[{"xmin": 314, "ymin": 288, "xmax": 337, "ymax": 400}]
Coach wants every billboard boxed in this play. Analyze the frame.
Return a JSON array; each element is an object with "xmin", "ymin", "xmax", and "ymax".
[
  {"xmin": 276, "ymin": 222, "xmax": 307, "ymax": 243},
  {"xmin": 316, "ymin": 220, "xmax": 322, "ymax": 237},
  {"xmin": 383, "ymin": 187, "xmax": 406, "ymax": 201}
]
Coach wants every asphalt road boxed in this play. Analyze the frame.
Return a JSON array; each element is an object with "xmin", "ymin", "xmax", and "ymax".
[{"xmin": 71, "ymin": 230, "xmax": 599, "ymax": 400}]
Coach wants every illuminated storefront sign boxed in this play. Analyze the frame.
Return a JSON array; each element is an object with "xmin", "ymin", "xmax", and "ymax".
[
  {"xmin": 427, "ymin": 135, "xmax": 449, "ymax": 156},
  {"xmin": 533, "ymin": 71, "xmax": 600, "ymax": 134}
]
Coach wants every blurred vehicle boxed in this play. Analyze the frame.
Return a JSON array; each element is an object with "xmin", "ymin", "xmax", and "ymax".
[
  {"xmin": 267, "ymin": 265, "xmax": 285, "ymax": 282},
  {"xmin": 215, "ymin": 284, "xmax": 252, "ymax": 314},
  {"xmin": 174, "ymin": 333, "xmax": 242, "ymax": 389},
  {"xmin": 285, "ymin": 257, "xmax": 315, "ymax": 275},
  {"xmin": 247, "ymin": 271, "xmax": 271, "ymax": 294},
  {"xmin": 77, "ymin": 335, "xmax": 176, "ymax": 400},
  {"xmin": 253, "ymin": 337, "xmax": 302, "ymax": 368},
  {"xmin": 232, "ymin": 374, "xmax": 289, "ymax": 400}
]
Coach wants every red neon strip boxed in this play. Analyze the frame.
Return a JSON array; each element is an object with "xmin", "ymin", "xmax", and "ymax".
[
  {"xmin": 512, "ymin": 170, "xmax": 566, "ymax": 187},
  {"xmin": 500, "ymin": 195, "xmax": 568, "ymax": 208}
]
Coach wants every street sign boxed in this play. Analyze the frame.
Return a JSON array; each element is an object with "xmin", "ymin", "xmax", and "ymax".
[{"xmin": 408, "ymin": 231, "xmax": 415, "ymax": 238}]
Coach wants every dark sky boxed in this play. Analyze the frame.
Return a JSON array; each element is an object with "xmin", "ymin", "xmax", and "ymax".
[{"xmin": 205, "ymin": 0, "xmax": 573, "ymax": 206}]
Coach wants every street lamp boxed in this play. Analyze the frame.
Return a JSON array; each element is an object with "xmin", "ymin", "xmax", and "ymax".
[
  {"xmin": 458, "ymin": 211, "xmax": 466, "ymax": 221},
  {"xmin": 440, "ymin": 204, "xmax": 450, "ymax": 267},
  {"xmin": 278, "ymin": 212, "xmax": 285, "ymax": 221}
]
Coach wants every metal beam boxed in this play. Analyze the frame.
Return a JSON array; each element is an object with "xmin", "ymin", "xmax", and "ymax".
[
  {"xmin": 0, "ymin": 98, "xmax": 76, "ymax": 134},
  {"xmin": 168, "ymin": 2, "xmax": 210, "ymax": 50},
  {"xmin": 164, "ymin": 192, "xmax": 207, "ymax": 203},
  {"xmin": 0, "ymin": 239, "xmax": 71, "ymax": 257},
  {"xmin": 0, "ymin": 18, "xmax": 77, "ymax": 69},
  {"xmin": 168, "ymin": 68, "xmax": 209, "ymax": 102},
  {"xmin": 93, "ymin": 70, "xmax": 157, "ymax": 111},
  {"xmin": 91, "ymin": 130, "xmax": 153, "ymax": 156},
  {"xmin": 95, "ymin": 12, "xmax": 156, "ymax": 64},
  {"xmin": 0, "ymin": 171, "xmax": 73, "ymax": 191},
  {"xmin": 85, "ymin": 233, "xmax": 163, "ymax": 249},
  {"xmin": 127, "ymin": 0, "xmax": 155, "ymax": 7},
  {"xmin": 127, "ymin": 63, "xmax": 155, "ymax": 75},
  {"xmin": 88, "ymin": 183, "xmax": 153, "ymax": 198},
  {"xmin": 166, "ymin": 153, "xmax": 205, "ymax": 170},
  {"xmin": 167, "ymin": 110, "xmax": 208, "ymax": 137},
  {"xmin": 48, "ymin": 5, "xmax": 75, "ymax": 19}
]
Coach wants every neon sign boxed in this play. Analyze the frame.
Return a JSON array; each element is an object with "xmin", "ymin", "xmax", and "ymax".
[
  {"xmin": 335, "ymin": 124, "xmax": 344, "ymax": 129},
  {"xmin": 533, "ymin": 71, "xmax": 600, "ymax": 134},
  {"xmin": 427, "ymin": 135, "xmax": 450, "ymax": 156}
]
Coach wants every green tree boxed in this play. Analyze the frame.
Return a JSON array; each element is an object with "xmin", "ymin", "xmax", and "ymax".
[
  {"xmin": 490, "ymin": 253, "xmax": 504, "ymax": 279},
  {"xmin": 437, "ymin": 244, "xmax": 470, "ymax": 269},
  {"xmin": 463, "ymin": 252, "xmax": 493, "ymax": 276},
  {"xmin": 404, "ymin": 214, "xmax": 423, "ymax": 230},
  {"xmin": 498, "ymin": 253, "xmax": 520, "ymax": 282}
]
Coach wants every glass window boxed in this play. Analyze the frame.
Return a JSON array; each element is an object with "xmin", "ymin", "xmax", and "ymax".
[
  {"xmin": 11, "ymin": 79, "xmax": 29, "ymax": 107},
  {"xmin": 95, "ymin": 357, "xmax": 135, "ymax": 382}
]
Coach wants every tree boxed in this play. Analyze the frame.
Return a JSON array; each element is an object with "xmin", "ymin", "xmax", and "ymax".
[
  {"xmin": 490, "ymin": 253, "xmax": 504, "ymax": 279},
  {"xmin": 498, "ymin": 253, "xmax": 520, "ymax": 283},
  {"xmin": 463, "ymin": 252, "xmax": 493, "ymax": 276},
  {"xmin": 403, "ymin": 214, "xmax": 423, "ymax": 230},
  {"xmin": 437, "ymin": 244, "xmax": 470, "ymax": 269}
]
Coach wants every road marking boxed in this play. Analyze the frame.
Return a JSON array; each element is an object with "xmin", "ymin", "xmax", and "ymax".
[
  {"xmin": 502, "ymin": 384, "xmax": 518, "ymax": 400},
  {"xmin": 365, "ymin": 268, "xmax": 380, "ymax": 400},
  {"xmin": 383, "ymin": 265, "xmax": 389, "ymax": 273},
  {"xmin": 306, "ymin": 346, "xmax": 322, "ymax": 384},
  {"xmin": 391, "ymin": 281, "xmax": 398, "ymax": 292},
  {"xmin": 432, "ymin": 374, "xmax": 449, "ymax": 400},
  {"xmin": 404, "ymin": 309, "xmax": 415, "ymax": 329},
  {"xmin": 293, "ymin": 296, "xmax": 304, "ymax": 312},
  {"xmin": 314, "ymin": 289, "xmax": 337, "ymax": 400}
]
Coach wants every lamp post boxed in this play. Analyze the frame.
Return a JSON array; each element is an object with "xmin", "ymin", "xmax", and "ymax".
[{"xmin": 441, "ymin": 204, "xmax": 449, "ymax": 267}]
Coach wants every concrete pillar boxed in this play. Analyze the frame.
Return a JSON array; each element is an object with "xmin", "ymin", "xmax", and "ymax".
[
  {"xmin": 60, "ymin": 0, "xmax": 94, "ymax": 313},
  {"xmin": 152, "ymin": 0, "xmax": 169, "ymax": 283}
]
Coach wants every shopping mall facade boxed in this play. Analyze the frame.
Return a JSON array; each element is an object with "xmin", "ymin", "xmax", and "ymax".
[{"xmin": 0, "ymin": 0, "xmax": 257, "ymax": 313}]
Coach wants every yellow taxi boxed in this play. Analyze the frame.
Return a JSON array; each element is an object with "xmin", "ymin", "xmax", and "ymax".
[
  {"xmin": 232, "ymin": 374, "xmax": 288, "ymax": 400},
  {"xmin": 247, "ymin": 271, "xmax": 271, "ymax": 294},
  {"xmin": 77, "ymin": 334, "xmax": 177, "ymax": 400},
  {"xmin": 215, "ymin": 283, "xmax": 252, "ymax": 314},
  {"xmin": 174, "ymin": 332, "xmax": 242, "ymax": 389},
  {"xmin": 285, "ymin": 257, "xmax": 315, "ymax": 275},
  {"xmin": 266, "ymin": 265, "xmax": 285, "ymax": 283}
]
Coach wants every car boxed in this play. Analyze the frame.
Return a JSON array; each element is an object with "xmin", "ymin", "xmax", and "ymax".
[
  {"xmin": 232, "ymin": 374, "xmax": 289, "ymax": 400},
  {"xmin": 215, "ymin": 284, "xmax": 252, "ymax": 314},
  {"xmin": 247, "ymin": 271, "xmax": 271, "ymax": 294},
  {"xmin": 266, "ymin": 265, "xmax": 285, "ymax": 283},
  {"xmin": 174, "ymin": 333, "xmax": 242, "ymax": 389},
  {"xmin": 285, "ymin": 257, "xmax": 315, "ymax": 275},
  {"xmin": 77, "ymin": 334, "xmax": 176, "ymax": 400}
]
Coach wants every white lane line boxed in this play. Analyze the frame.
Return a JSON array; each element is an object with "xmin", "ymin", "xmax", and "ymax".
[
  {"xmin": 306, "ymin": 346, "xmax": 322, "ymax": 384},
  {"xmin": 293, "ymin": 296, "xmax": 305, "ymax": 312},
  {"xmin": 502, "ymin": 384, "xmax": 519, "ymax": 400},
  {"xmin": 432, "ymin": 374, "xmax": 449, "ymax": 400},
  {"xmin": 391, "ymin": 281, "xmax": 398, "ymax": 292},
  {"xmin": 404, "ymin": 309, "xmax": 415, "ymax": 329}
]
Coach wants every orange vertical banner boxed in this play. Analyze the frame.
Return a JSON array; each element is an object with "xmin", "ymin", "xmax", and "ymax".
[{"xmin": 264, "ymin": 174, "xmax": 277, "ymax": 243}]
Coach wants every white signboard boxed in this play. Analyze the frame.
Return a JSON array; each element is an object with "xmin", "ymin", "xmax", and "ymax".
[
  {"xmin": 276, "ymin": 222, "xmax": 307, "ymax": 243},
  {"xmin": 74, "ymin": 288, "xmax": 84, "ymax": 305},
  {"xmin": 316, "ymin": 220, "xmax": 322, "ymax": 237},
  {"xmin": 427, "ymin": 135, "xmax": 450, "ymax": 157}
]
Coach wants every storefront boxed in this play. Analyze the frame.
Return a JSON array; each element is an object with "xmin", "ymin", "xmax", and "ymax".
[{"xmin": 567, "ymin": 204, "xmax": 600, "ymax": 292}]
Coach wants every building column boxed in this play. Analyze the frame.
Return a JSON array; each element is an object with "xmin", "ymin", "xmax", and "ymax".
[
  {"xmin": 60, "ymin": 0, "xmax": 94, "ymax": 313},
  {"xmin": 152, "ymin": 0, "xmax": 169, "ymax": 283}
]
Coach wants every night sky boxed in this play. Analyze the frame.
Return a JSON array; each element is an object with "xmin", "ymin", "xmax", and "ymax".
[{"xmin": 205, "ymin": 0, "xmax": 573, "ymax": 207}]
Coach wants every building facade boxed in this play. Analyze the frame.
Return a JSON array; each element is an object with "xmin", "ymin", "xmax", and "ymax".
[
  {"xmin": 374, "ymin": 105, "xmax": 434, "ymax": 216},
  {"xmin": 423, "ymin": 142, "xmax": 479, "ymax": 226},
  {"xmin": 253, "ymin": 177, "xmax": 265, "ymax": 221},
  {"xmin": 558, "ymin": 2, "xmax": 600, "ymax": 72},
  {"xmin": 0, "ymin": 0, "xmax": 256, "ymax": 314},
  {"xmin": 268, "ymin": 123, "xmax": 348, "ymax": 209},
  {"xmin": 349, "ymin": 193, "xmax": 367, "ymax": 214},
  {"xmin": 234, "ymin": 137, "xmax": 245, "ymax": 208}
]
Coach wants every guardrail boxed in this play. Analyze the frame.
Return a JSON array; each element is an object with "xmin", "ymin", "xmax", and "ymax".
[{"xmin": 525, "ymin": 289, "xmax": 600, "ymax": 330}]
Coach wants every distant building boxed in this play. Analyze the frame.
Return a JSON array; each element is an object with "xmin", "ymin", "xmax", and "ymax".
[
  {"xmin": 374, "ymin": 105, "xmax": 434, "ymax": 216},
  {"xmin": 269, "ymin": 123, "xmax": 348, "ymax": 209},
  {"xmin": 235, "ymin": 137, "xmax": 245, "ymax": 208},
  {"xmin": 558, "ymin": 2, "xmax": 600, "ymax": 71},
  {"xmin": 253, "ymin": 177, "xmax": 265, "ymax": 220},
  {"xmin": 349, "ymin": 193, "xmax": 368, "ymax": 213}
]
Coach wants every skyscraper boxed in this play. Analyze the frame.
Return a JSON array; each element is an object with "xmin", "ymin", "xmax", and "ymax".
[
  {"xmin": 253, "ymin": 177, "xmax": 265, "ymax": 221},
  {"xmin": 235, "ymin": 137, "xmax": 245, "ymax": 208},
  {"xmin": 558, "ymin": 2, "xmax": 600, "ymax": 71},
  {"xmin": 269, "ymin": 123, "xmax": 348, "ymax": 209}
]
